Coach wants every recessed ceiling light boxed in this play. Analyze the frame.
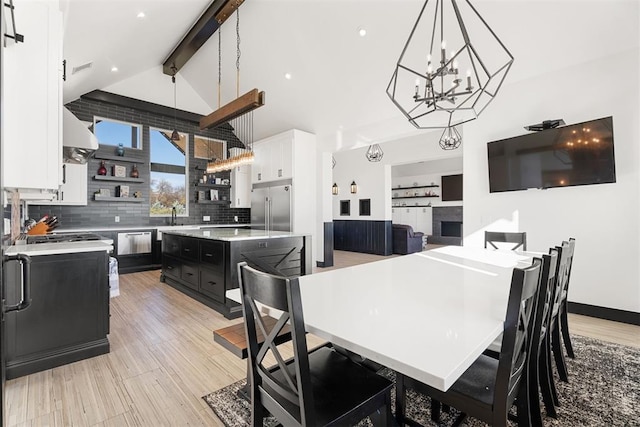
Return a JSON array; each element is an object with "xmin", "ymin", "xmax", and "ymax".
[
  {"xmin": 111, "ymin": 66, "xmax": 118, "ymax": 72},
  {"xmin": 137, "ymin": 12, "xmax": 145, "ymax": 19},
  {"xmin": 284, "ymin": 73, "xmax": 292, "ymax": 80},
  {"xmin": 358, "ymin": 27, "xmax": 367, "ymax": 37}
]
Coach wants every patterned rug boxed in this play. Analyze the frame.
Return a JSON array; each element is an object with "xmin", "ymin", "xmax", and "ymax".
[{"xmin": 203, "ymin": 335, "xmax": 639, "ymax": 426}]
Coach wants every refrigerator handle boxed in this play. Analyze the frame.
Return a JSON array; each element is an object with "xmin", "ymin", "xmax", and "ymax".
[
  {"xmin": 3, "ymin": 253, "xmax": 32, "ymax": 313},
  {"xmin": 265, "ymin": 197, "xmax": 270, "ymax": 230}
]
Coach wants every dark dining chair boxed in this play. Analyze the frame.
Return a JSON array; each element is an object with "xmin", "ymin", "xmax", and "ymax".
[
  {"xmin": 484, "ymin": 231, "xmax": 527, "ymax": 251},
  {"xmin": 237, "ymin": 262, "xmax": 393, "ymax": 427},
  {"xmin": 558, "ymin": 238, "xmax": 576, "ymax": 359},
  {"xmin": 395, "ymin": 258, "xmax": 542, "ymax": 427},
  {"xmin": 549, "ymin": 239, "xmax": 576, "ymax": 384}
]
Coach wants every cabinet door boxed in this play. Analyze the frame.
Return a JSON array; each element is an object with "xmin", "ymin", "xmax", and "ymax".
[
  {"xmin": 416, "ymin": 207, "xmax": 433, "ymax": 235},
  {"xmin": 278, "ymin": 136, "xmax": 293, "ymax": 180},
  {"xmin": 3, "ymin": 1, "xmax": 61, "ymax": 190},
  {"xmin": 251, "ymin": 144, "xmax": 267, "ymax": 183},
  {"xmin": 230, "ymin": 165, "xmax": 251, "ymax": 208},
  {"xmin": 40, "ymin": 163, "xmax": 88, "ymax": 205}
]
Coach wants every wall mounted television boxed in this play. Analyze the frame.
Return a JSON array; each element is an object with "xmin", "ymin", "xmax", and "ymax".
[{"xmin": 487, "ymin": 116, "xmax": 616, "ymax": 193}]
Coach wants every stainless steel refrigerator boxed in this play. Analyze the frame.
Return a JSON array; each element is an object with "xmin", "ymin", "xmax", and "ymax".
[{"xmin": 251, "ymin": 179, "xmax": 292, "ymax": 231}]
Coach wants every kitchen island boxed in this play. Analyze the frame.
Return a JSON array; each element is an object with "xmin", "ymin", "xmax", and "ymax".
[
  {"xmin": 160, "ymin": 228, "xmax": 311, "ymax": 319},
  {"xmin": 3, "ymin": 239, "xmax": 113, "ymax": 379}
]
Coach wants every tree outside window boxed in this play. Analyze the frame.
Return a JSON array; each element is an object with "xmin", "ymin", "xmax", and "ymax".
[{"xmin": 150, "ymin": 128, "xmax": 188, "ymax": 216}]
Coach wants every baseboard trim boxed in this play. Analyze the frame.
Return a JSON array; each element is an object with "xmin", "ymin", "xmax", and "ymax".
[
  {"xmin": 567, "ymin": 302, "xmax": 640, "ymax": 326},
  {"xmin": 316, "ymin": 261, "xmax": 325, "ymax": 268}
]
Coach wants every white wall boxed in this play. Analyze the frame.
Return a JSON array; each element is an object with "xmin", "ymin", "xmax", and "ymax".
[
  {"xmin": 462, "ymin": 48, "xmax": 640, "ymax": 313},
  {"xmin": 332, "ymin": 131, "xmax": 463, "ymax": 221}
]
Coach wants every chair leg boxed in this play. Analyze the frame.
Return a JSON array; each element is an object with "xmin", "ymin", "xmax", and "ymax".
[
  {"xmin": 431, "ymin": 399, "xmax": 441, "ymax": 422},
  {"xmin": 528, "ymin": 345, "xmax": 544, "ymax": 427},
  {"xmin": 560, "ymin": 305, "xmax": 576, "ymax": 359},
  {"xmin": 516, "ymin": 378, "xmax": 532, "ymax": 427},
  {"xmin": 539, "ymin": 338, "xmax": 558, "ymax": 417},
  {"xmin": 395, "ymin": 373, "xmax": 407, "ymax": 426},
  {"xmin": 370, "ymin": 392, "xmax": 394, "ymax": 427},
  {"xmin": 552, "ymin": 322, "xmax": 569, "ymax": 382}
]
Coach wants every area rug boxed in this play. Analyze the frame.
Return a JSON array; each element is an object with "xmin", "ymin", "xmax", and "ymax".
[{"xmin": 203, "ymin": 335, "xmax": 639, "ymax": 426}]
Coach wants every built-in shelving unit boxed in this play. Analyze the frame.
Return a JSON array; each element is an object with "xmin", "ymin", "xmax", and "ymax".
[
  {"xmin": 94, "ymin": 153, "xmax": 144, "ymax": 163},
  {"xmin": 94, "ymin": 195, "xmax": 145, "ymax": 203},
  {"xmin": 93, "ymin": 175, "xmax": 144, "ymax": 183}
]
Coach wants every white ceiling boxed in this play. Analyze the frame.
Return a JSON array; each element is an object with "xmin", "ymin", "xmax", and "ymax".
[{"xmin": 60, "ymin": 0, "xmax": 639, "ymax": 152}]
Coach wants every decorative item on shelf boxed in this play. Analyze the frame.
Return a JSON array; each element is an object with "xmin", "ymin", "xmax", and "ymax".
[
  {"xmin": 222, "ymin": 178, "xmax": 230, "ymax": 185},
  {"xmin": 386, "ymin": 0, "xmax": 513, "ymax": 131},
  {"xmin": 99, "ymin": 188, "xmax": 110, "ymax": 197},
  {"xmin": 112, "ymin": 165, "xmax": 126, "ymax": 177},
  {"xmin": 350, "ymin": 181, "xmax": 357, "ymax": 194},
  {"xmin": 133, "ymin": 191, "xmax": 142, "ymax": 198},
  {"xmin": 439, "ymin": 126, "xmax": 462, "ymax": 150},
  {"xmin": 332, "ymin": 183, "xmax": 339, "ymax": 195},
  {"xmin": 197, "ymin": 190, "xmax": 206, "ymax": 201},
  {"xmin": 130, "ymin": 164, "xmax": 139, "ymax": 178},
  {"xmin": 215, "ymin": 177, "xmax": 222, "ymax": 185},
  {"xmin": 97, "ymin": 160, "xmax": 107, "ymax": 176},
  {"xmin": 115, "ymin": 143, "xmax": 125, "ymax": 156},
  {"xmin": 210, "ymin": 189, "xmax": 219, "ymax": 201},
  {"xmin": 365, "ymin": 144, "xmax": 384, "ymax": 162},
  {"xmin": 116, "ymin": 185, "xmax": 130, "ymax": 197}
]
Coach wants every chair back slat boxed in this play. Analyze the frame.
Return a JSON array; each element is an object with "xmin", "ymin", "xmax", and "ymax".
[
  {"xmin": 552, "ymin": 241, "xmax": 571, "ymax": 317},
  {"xmin": 494, "ymin": 257, "xmax": 541, "ymax": 407},
  {"xmin": 484, "ymin": 231, "xmax": 527, "ymax": 251},
  {"xmin": 238, "ymin": 262, "xmax": 316, "ymax": 424},
  {"xmin": 537, "ymin": 250, "xmax": 558, "ymax": 342}
]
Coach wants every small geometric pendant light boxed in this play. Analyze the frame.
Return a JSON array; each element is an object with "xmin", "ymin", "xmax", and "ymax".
[
  {"xmin": 439, "ymin": 126, "xmax": 462, "ymax": 150},
  {"xmin": 366, "ymin": 144, "xmax": 384, "ymax": 162}
]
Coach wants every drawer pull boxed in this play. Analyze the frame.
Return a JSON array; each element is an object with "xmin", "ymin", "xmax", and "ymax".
[
  {"xmin": 184, "ymin": 248, "xmax": 191, "ymax": 252},
  {"xmin": 186, "ymin": 272, "xmax": 193, "ymax": 276},
  {"xmin": 167, "ymin": 266, "xmax": 173, "ymax": 270},
  {"xmin": 208, "ymin": 281, "xmax": 216, "ymax": 285},
  {"xmin": 205, "ymin": 253, "xmax": 213, "ymax": 257}
]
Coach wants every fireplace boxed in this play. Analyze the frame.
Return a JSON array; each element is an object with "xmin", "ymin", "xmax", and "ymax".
[
  {"xmin": 430, "ymin": 206, "xmax": 463, "ymax": 245},
  {"xmin": 441, "ymin": 221, "xmax": 462, "ymax": 238}
]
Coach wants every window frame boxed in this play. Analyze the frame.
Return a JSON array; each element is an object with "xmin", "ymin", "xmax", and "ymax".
[
  {"xmin": 93, "ymin": 116, "xmax": 143, "ymax": 150},
  {"xmin": 193, "ymin": 135, "xmax": 227, "ymax": 160},
  {"xmin": 149, "ymin": 127, "xmax": 189, "ymax": 217}
]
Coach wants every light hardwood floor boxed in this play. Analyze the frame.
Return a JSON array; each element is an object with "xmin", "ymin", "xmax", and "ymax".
[{"xmin": 5, "ymin": 250, "xmax": 639, "ymax": 426}]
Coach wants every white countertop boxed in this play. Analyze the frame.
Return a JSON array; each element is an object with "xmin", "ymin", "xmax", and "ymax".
[
  {"xmin": 162, "ymin": 228, "xmax": 307, "ymax": 242},
  {"xmin": 5, "ymin": 240, "xmax": 114, "ymax": 256},
  {"xmin": 56, "ymin": 223, "xmax": 245, "ymax": 233},
  {"xmin": 228, "ymin": 246, "xmax": 535, "ymax": 391}
]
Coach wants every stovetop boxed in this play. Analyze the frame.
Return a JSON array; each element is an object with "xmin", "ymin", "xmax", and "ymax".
[{"xmin": 26, "ymin": 233, "xmax": 104, "ymax": 244}]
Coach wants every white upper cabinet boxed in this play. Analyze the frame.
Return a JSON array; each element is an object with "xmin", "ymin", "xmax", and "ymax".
[
  {"xmin": 36, "ymin": 163, "xmax": 88, "ymax": 206},
  {"xmin": 230, "ymin": 165, "xmax": 251, "ymax": 208},
  {"xmin": 2, "ymin": 0, "xmax": 62, "ymax": 191},
  {"xmin": 252, "ymin": 133, "xmax": 294, "ymax": 183}
]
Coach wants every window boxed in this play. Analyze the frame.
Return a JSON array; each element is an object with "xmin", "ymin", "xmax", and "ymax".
[
  {"xmin": 149, "ymin": 128, "xmax": 188, "ymax": 216},
  {"xmin": 93, "ymin": 117, "xmax": 142, "ymax": 149},
  {"xmin": 194, "ymin": 135, "xmax": 226, "ymax": 160}
]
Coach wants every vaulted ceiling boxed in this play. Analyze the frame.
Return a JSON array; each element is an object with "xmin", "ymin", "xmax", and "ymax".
[{"xmin": 60, "ymin": 0, "xmax": 639, "ymax": 152}]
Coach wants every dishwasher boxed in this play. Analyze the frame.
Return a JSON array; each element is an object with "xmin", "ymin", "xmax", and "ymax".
[{"xmin": 116, "ymin": 231, "xmax": 153, "ymax": 273}]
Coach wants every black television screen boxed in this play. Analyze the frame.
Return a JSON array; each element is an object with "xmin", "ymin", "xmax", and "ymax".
[
  {"xmin": 442, "ymin": 174, "xmax": 463, "ymax": 201},
  {"xmin": 487, "ymin": 116, "xmax": 616, "ymax": 193}
]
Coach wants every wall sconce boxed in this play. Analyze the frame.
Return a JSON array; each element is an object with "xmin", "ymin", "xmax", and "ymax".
[
  {"xmin": 332, "ymin": 183, "xmax": 339, "ymax": 195},
  {"xmin": 350, "ymin": 181, "xmax": 357, "ymax": 194}
]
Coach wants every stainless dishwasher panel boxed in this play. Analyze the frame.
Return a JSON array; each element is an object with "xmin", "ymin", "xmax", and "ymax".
[{"xmin": 117, "ymin": 232, "xmax": 152, "ymax": 255}]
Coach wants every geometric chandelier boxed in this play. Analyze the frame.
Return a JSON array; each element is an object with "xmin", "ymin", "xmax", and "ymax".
[{"xmin": 386, "ymin": 0, "xmax": 514, "ymax": 130}]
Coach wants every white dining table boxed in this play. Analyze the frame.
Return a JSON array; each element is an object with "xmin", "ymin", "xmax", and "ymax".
[{"xmin": 227, "ymin": 246, "xmax": 534, "ymax": 392}]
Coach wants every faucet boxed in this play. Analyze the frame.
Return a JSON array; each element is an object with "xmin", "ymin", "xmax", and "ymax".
[{"xmin": 171, "ymin": 207, "xmax": 177, "ymax": 226}]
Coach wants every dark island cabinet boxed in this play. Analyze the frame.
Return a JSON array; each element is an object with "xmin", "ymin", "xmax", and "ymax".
[
  {"xmin": 3, "ymin": 251, "xmax": 110, "ymax": 379},
  {"xmin": 161, "ymin": 232, "xmax": 310, "ymax": 319}
]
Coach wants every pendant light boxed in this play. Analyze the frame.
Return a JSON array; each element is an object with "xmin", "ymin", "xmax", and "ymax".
[
  {"xmin": 170, "ymin": 66, "xmax": 180, "ymax": 142},
  {"xmin": 366, "ymin": 144, "xmax": 384, "ymax": 162},
  {"xmin": 386, "ymin": 0, "xmax": 513, "ymax": 130}
]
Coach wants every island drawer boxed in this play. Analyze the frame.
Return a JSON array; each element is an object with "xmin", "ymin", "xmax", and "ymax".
[
  {"xmin": 163, "ymin": 234, "xmax": 180, "ymax": 257},
  {"xmin": 200, "ymin": 269, "xmax": 224, "ymax": 302},
  {"xmin": 162, "ymin": 255, "xmax": 181, "ymax": 280},
  {"xmin": 200, "ymin": 241, "xmax": 225, "ymax": 271},
  {"xmin": 181, "ymin": 262, "xmax": 199, "ymax": 290},
  {"xmin": 181, "ymin": 238, "xmax": 199, "ymax": 261}
]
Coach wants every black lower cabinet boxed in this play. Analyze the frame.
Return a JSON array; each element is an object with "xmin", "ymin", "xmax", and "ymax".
[{"xmin": 4, "ymin": 251, "xmax": 110, "ymax": 379}]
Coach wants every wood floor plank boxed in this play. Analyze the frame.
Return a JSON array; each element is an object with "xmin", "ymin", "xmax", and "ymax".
[{"xmin": 4, "ymin": 249, "xmax": 638, "ymax": 426}]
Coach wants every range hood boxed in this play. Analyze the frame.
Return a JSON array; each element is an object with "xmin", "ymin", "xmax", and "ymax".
[{"xmin": 62, "ymin": 107, "xmax": 98, "ymax": 164}]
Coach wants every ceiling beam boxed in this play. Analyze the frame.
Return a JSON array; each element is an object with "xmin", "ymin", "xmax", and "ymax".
[
  {"xmin": 162, "ymin": 0, "xmax": 245, "ymax": 76},
  {"xmin": 200, "ymin": 88, "xmax": 264, "ymax": 130}
]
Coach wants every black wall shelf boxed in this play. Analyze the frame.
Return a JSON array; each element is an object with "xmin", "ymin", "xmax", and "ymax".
[
  {"xmin": 393, "ymin": 205, "xmax": 433, "ymax": 208},
  {"xmin": 392, "ymin": 195, "xmax": 439, "ymax": 199},
  {"xmin": 196, "ymin": 200, "xmax": 231, "ymax": 205},
  {"xmin": 94, "ymin": 153, "xmax": 144, "ymax": 163},
  {"xmin": 93, "ymin": 175, "xmax": 144, "ymax": 183},
  {"xmin": 94, "ymin": 195, "xmax": 145, "ymax": 203},
  {"xmin": 393, "ymin": 185, "xmax": 439, "ymax": 190},
  {"xmin": 194, "ymin": 183, "xmax": 231, "ymax": 189}
]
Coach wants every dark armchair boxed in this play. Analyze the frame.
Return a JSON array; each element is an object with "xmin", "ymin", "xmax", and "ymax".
[{"xmin": 392, "ymin": 224, "xmax": 424, "ymax": 255}]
